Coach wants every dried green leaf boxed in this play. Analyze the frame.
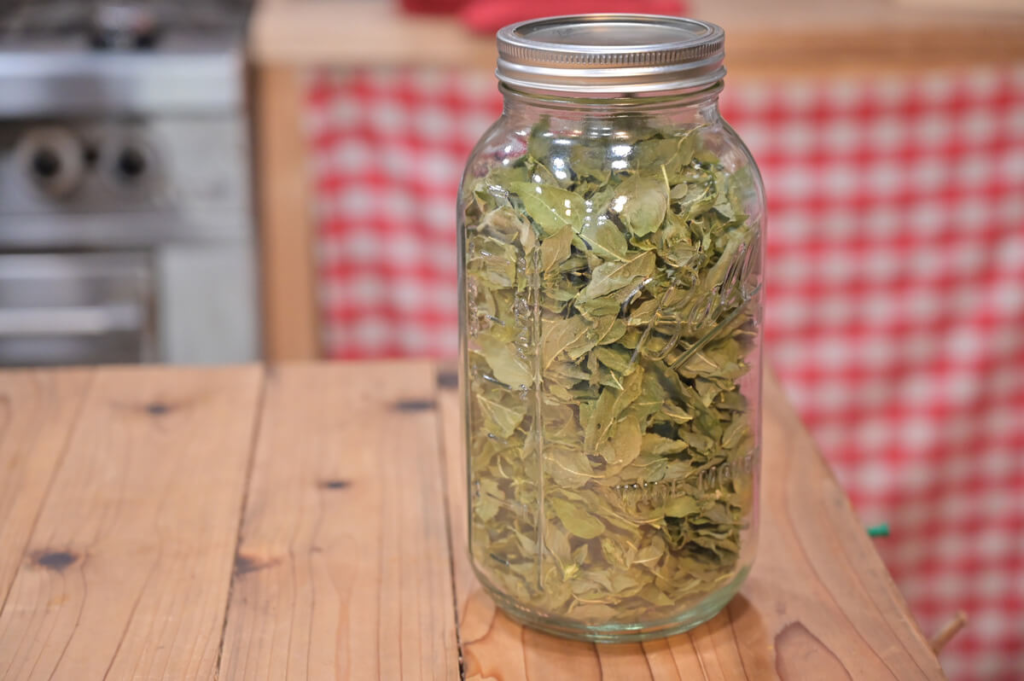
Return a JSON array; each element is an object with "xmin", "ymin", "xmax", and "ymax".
[
  {"xmin": 474, "ymin": 390, "xmax": 526, "ymax": 439},
  {"xmin": 541, "ymin": 316, "xmax": 593, "ymax": 368},
  {"xmin": 599, "ymin": 414, "xmax": 643, "ymax": 473},
  {"xmin": 614, "ymin": 176, "xmax": 669, "ymax": 237},
  {"xmin": 477, "ymin": 336, "xmax": 533, "ymax": 387},
  {"xmin": 578, "ymin": 217, "xmax": 628, "ymax": 262},
  {"xmin": 580, "ymin": 251, "xmax": 656, "ymax": 301},
  {"xmin": 642, "ymin": 433, "xmax": 689, "ymax": 456},
  {"xmin": 510, "ymin": 182, "xmax": 586, "ymax": 237},
  {"xmin": 593, "ymin": 345, "xmax": 634, "ymax": 375},
  {"xmin": 584, "ymin": 370, "xmax": 644, "ymax": 453},
  {"xmin": 539, "ymin": 223, "xmax": 574, "ymax": 272},
  {"xmin": 550, "ymin": 497, "xmax": 606, "ymax": 539},
  {"xmin": 664, "ymin": 495, "xmax": 700, "ymax": 518}
]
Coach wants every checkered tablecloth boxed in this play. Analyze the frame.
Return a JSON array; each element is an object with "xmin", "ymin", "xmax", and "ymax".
[{"xmin": 306, "ymin": 66, "xmax": 1024, "ymax": 680}]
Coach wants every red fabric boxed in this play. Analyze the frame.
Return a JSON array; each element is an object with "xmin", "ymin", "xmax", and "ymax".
[
  {"xmin": 305, "ymin": 66, "xmax": 1024, "ymax": 680},
  {"xmin": 459, "ymin": 1, "xmax": 687, "ymax": 34}
]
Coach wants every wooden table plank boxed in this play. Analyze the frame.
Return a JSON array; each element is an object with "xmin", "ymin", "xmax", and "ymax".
[
  {"xmin": 0, "ymin": 366, "xmax": 263, "ymax": 681},
  {"xmin": 438, "ymin": 369, "xmax": 946, "ymax": 680},
  {"xmin": 0, "ymin": 370, "xmax": 93, "ymax": 610},
  {"xmin": 219, "ymin": 362, "xmax": 460, "ymax": 680},
  {"xmin": 0, "ymin": 362, "xmax": 947, "ymax": 679},
  {"xmin": 752, "ymin": 371, "xmax": 944, "ymax": 679}
]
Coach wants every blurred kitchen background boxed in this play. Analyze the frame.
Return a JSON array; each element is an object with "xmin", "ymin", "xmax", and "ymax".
[{"xmin": 0, "ymin": 0, "xmax": 1021, "ymax": 678}]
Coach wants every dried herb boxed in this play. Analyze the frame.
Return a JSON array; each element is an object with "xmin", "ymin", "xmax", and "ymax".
[{"xmin": 462, "ymin": 115, "xmax": 761, "ymax": 625}]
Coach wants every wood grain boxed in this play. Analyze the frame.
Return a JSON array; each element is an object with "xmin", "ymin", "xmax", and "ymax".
[
  {"xmin": 0, "ymin": 370, "xmax": 92, "ymax": 610},
  {"xmin": 0, "ymin": 363, "xmax": 947, "ymax": 679},
  {"xmin": 0, "ymin": 367, "xmax": 263, "ymax": 681},
  {"xmin": 218, "ymin": 362, "xmax": 460, "ymax": 680},
  {"xmin": 437, "ymin": 370, "xmax": 946, "ymax": 680},
  {"xmin": 256, "ymin": 66, "xmax": 320, "ymax": 361}
]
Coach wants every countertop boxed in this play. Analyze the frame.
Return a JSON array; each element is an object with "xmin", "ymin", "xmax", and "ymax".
[
  {"xmin": 249, "ymin": 0, "xmax": 1024, "ymax": 77},
  {"xmin": 0, "ymin": 362, "xmax": 945, "ymax": 679}
]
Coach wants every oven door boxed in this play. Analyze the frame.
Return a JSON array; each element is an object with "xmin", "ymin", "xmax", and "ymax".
[{"xmin": 0, "ymin": 253, "xmax": 154, "ymax": 366}]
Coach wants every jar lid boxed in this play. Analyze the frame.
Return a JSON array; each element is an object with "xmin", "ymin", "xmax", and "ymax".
[{"xmin": 496, "ymin": 14, "xmax": 725, "ymax": 96}]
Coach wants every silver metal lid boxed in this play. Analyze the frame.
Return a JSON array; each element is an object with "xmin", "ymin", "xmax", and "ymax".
[{"xmin": 496, "ymin": 14, "xmax": 725, "ymax": 96}]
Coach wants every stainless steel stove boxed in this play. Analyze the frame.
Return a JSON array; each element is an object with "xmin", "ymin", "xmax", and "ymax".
[{"xmin": 0, "ymin": 0, "xmax": 259, "ymax": 366}]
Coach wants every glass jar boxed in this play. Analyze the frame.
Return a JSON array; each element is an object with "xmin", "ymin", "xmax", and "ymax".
[{"xmin": 459, "ymin": 15, "xmax": 765, "ymax": 642}]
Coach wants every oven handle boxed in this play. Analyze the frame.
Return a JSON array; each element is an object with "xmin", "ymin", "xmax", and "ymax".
[{"xmin": 0, "ymin": 304, "xmax": 144, "ymax": 337}]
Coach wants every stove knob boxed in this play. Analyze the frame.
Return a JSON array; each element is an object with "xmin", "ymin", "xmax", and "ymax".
[
  {"xmin": 33, "ymin": 149, "xmax": 62, "ymax": 179},
  {"xmin": 16, "ymin": 127, "xmax": 85, "ymax": 198},
  {"xmin": 101, "ymin": 137, "xmax": 157, "ymax": 193},
  {"xmin": 117, "ymin": 147, "xmax": 147, "ymax": 180}
]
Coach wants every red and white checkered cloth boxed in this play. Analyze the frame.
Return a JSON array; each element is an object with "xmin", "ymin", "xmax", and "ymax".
[{"xmin": 306, "ymin": 66, "xmax": 1024, "ymax": 680}]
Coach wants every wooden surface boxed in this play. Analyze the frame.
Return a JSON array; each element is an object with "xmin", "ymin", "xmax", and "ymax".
[
  {"xmin": 0, "ymin": 367, "xmax": 262, "ymax": 680},
  {"xmin": 0, "ymin": 370, "xmax": 92, "ymax": 610},
  {"xmin": 219, "ymin": 362, "xmax": 459, "ymax": 679},
  {"xmin": 255, "ymin": 66, "xmax": 320, "ymax": 361},
  {"xmin": 250, "ymin": 0, "xmax": 1024, "ymax": 75},
  {"xmin": 0, "ymin": 362, "xmax": 946, "ymax": 680}
]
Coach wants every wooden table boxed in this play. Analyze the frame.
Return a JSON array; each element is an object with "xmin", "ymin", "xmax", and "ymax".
[{"xmin": 0, "ymin": 362, "xmax": 945, "ymax": 679}]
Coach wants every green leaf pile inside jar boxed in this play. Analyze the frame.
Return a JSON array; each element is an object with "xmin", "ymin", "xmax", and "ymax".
[{"xmin": 463, "ymin": 116, "xmax": 761, "ymax": 626}]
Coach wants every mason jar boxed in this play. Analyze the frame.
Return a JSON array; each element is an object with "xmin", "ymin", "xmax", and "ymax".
[{"xmin": 458, "ymin": 15, "xmax": 765, "ymax": 642}]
